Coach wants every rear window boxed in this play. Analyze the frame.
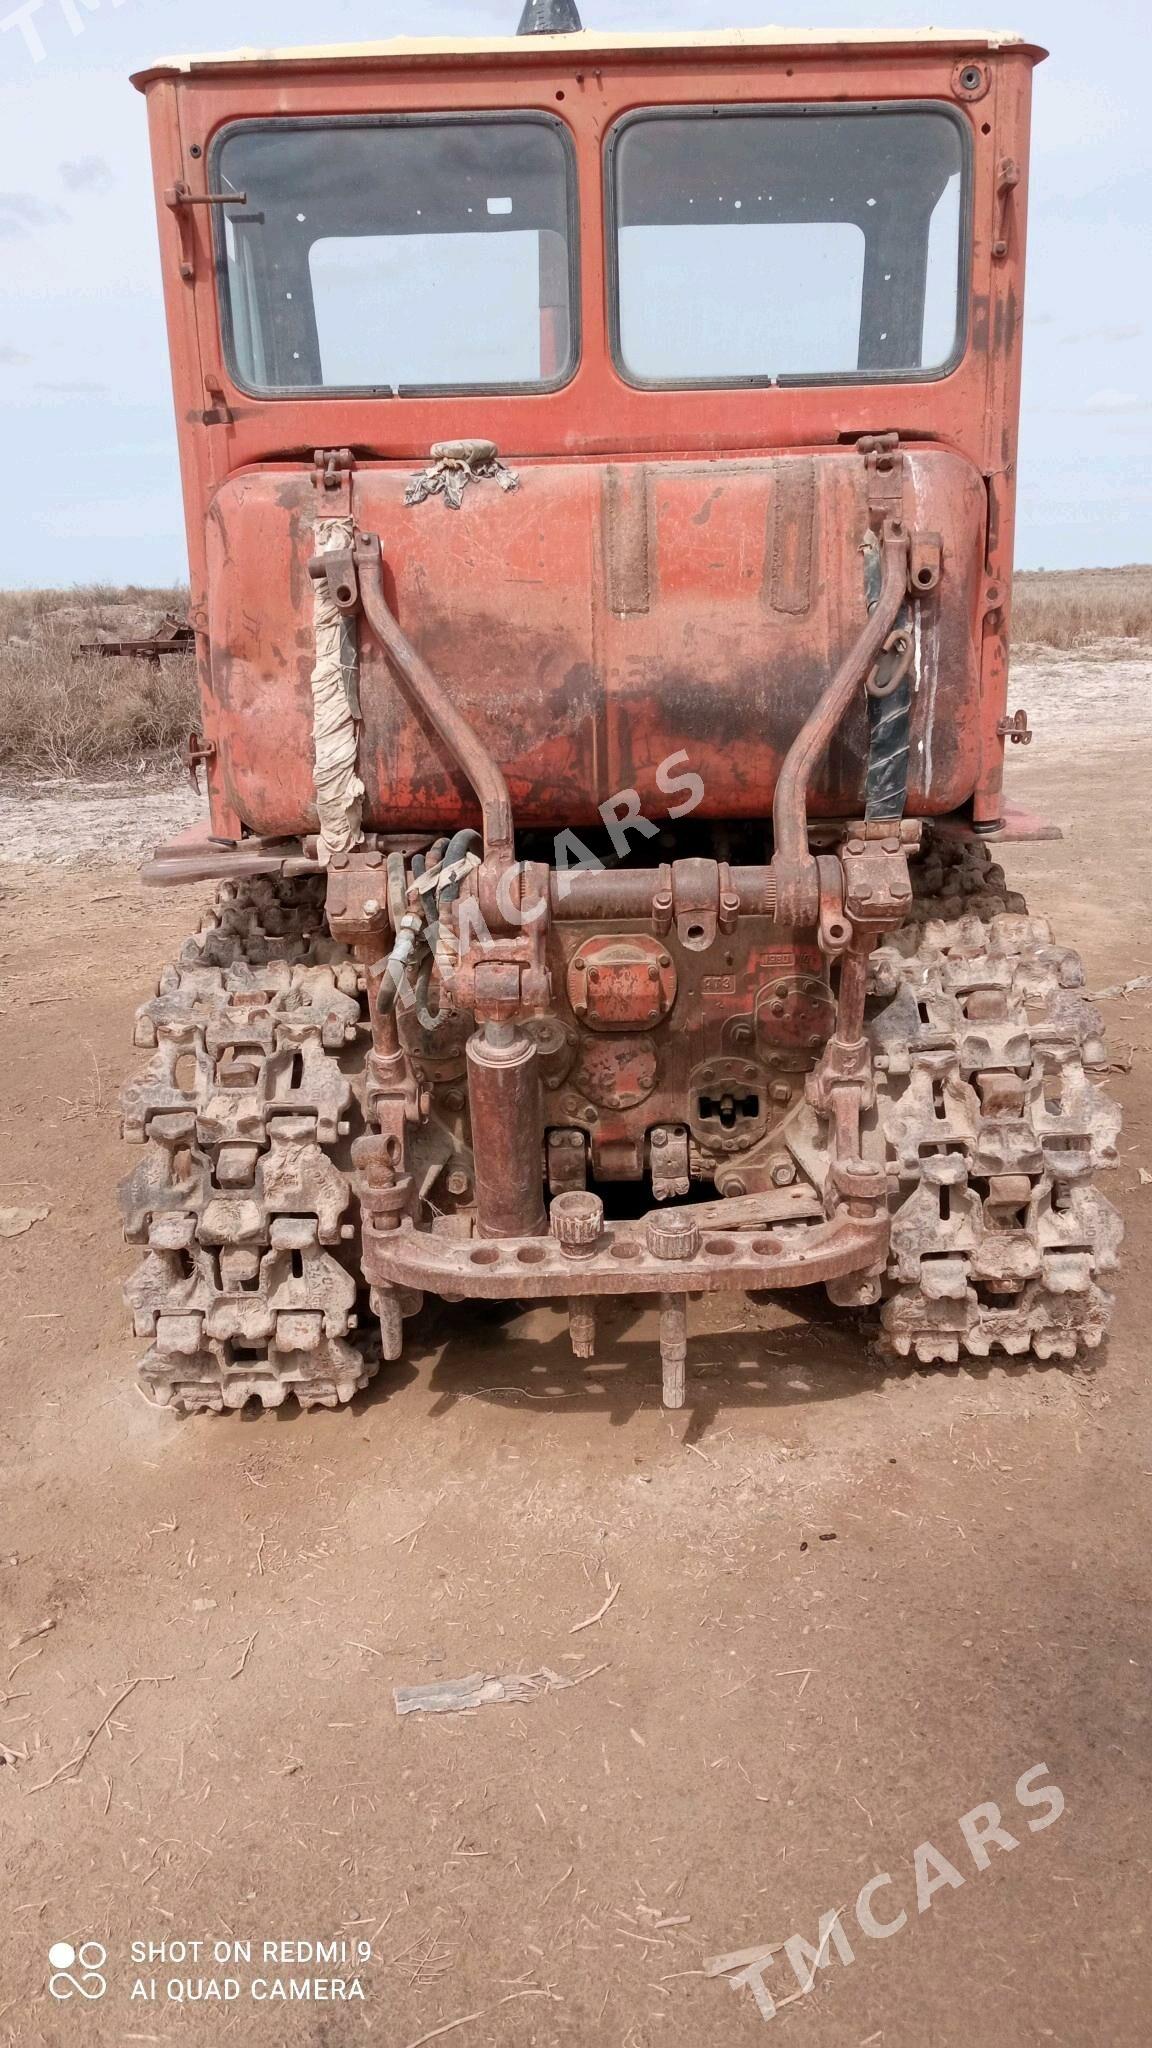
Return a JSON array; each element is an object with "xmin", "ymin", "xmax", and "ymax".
[
  {"xmin": 212, "ymin": 115, "xmax": 577, "ymax": 396},
  {"xmin": 608, "ymin": 105, "xmax": 967, "ymax": 387}
]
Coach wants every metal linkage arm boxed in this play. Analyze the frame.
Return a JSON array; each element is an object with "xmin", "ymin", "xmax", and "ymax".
[
  {"xmin": 771, "ymin": 519, "xmax": 910, "ymax": 924},
  {"xmin": 356, "ymin": 532, "xmax": 515, "ymax": 865}
]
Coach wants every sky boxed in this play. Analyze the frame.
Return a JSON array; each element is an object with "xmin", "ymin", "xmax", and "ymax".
[{"xmin": 0, "ymin": 0, "xmax": 1148, "ymax": 584}]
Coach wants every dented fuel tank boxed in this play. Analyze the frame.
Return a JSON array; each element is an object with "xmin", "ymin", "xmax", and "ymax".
[{"xmin": 205, "ymin": 446, "xmax": 987, "ymax": 838}]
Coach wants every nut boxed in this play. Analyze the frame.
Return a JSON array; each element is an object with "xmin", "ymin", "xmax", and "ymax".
[
  {"xmin": 550, "ymin": 1191, "xmax": 603, "ymax": 1256},
  {"xmin": 645, "ymin": 1211, "xmax": 700, "ymax": 1261},
  {"xmin": 770, "ymin": 1160, "xmax": 797, "ymax": 1188}
]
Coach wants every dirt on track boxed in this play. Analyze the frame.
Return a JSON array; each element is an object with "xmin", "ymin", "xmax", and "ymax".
[{"xmin": 1, "ymin": 650, "xmax": 1151, "ymax": 2048}]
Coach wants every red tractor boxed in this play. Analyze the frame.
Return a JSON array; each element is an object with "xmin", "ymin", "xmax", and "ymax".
[{"xmin": 121, "ymin": 6, "xmax": 1121, "ymax": 1412}]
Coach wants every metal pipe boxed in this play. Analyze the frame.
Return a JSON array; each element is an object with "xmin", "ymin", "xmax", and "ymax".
[
  {"xmin": 549, "ymin": 865, "xmax": 778, "ymax": 921},
  {"xmin": 466, "ymin": 1021, "xmax": 547, "ymax": 1239},
  {"xmin": 357, "ymin": 535, "xmax": 515, "ymax": 863},
  {"xmin": 772, "ymin": 526, "xmax": 909, "ymax": 874}
]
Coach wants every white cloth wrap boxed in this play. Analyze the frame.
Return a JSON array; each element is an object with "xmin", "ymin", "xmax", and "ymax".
[{"xmin": 311, "ymin": 514, "xmax": 364, "ymax": 865}]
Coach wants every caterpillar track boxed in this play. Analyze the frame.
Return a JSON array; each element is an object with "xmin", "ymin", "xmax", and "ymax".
[
  {"xmin": 119, "ymin": 837, "xmax": 1122, "ymax": 1412},
  {"xmin": 866, "ymin": 833, "xmax": 1123, "ymax": 1365},
  {"xmin": 119, "ymin": 875, "xmax": 377, "ymax": 1412}
]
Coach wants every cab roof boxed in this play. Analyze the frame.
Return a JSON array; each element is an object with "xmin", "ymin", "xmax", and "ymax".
[{"xmin": 132, "ymin": 25, "xmax": 1042, "ymax": 89}]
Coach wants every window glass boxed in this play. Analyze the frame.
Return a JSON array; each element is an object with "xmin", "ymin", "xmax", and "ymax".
[
  {"xmin": 214, "ymin": 117, "xmax": 576, "ymax": 394},
  {"xmin": 611, "ymin": 108, "xmax": 966, "ymax": 385}
]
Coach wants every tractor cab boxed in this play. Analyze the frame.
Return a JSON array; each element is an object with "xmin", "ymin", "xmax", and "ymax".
[{"xmin": 134, "ymin": 14, "xmax": 1042, "ymax": 845}]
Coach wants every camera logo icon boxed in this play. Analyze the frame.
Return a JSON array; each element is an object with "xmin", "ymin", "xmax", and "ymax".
[{"xmin": 48, "ymin": 1941, "xmax": 108, "ymax": 2001}]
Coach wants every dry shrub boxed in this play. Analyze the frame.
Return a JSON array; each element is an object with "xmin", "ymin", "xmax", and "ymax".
[
  {"xmin": 1012, "ymin": 565, "xmax": 1152, "ymax": 650},
  {"xmin": 0, "ymin": 585, "xmax": 198, "ymax": 776}
]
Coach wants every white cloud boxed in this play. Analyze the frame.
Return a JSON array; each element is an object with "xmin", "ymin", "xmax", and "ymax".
[
  {"xmin": 59, "ymin": 153, "xmax": 113, "ymax": 192},
  {"xmin": 1061, "ymin": 323, "xmax": 1143, "ymax": 346},
  {"xmin": 1081, "ymin": 389, "xmax": 1152, "ymax": 416},
  {"xmin": 0, "ymin": 189, "xmax": 68, "ymax": 235}
]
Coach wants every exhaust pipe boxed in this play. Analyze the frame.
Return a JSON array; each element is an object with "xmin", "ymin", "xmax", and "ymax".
[{"xmin": 517, "ymin": 0, "xmax": 583, "ymax": 32}]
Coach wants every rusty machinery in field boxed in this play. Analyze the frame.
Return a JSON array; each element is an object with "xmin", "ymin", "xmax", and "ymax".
[{"xmin": 120, "ymin": 7, "xmax": 1122, "ymax": 1413}]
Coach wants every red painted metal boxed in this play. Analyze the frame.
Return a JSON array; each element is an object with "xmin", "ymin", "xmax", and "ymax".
[
  {"xmin": 119, "ymin": 30, "xmax": 1075, "ymax": 1414},
  {"xmin": 203, "ymin": 450, "xmax": 986, "ymax": 839},
  {"xmin": 135, "ymin": 32, "xmax": 1041, "ymax": 843}
]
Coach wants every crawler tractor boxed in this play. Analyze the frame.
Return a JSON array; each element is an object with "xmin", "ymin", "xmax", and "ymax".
[{"xmin": 121, "ymin": 7, "xmax": 1122, "ymax": 1412}]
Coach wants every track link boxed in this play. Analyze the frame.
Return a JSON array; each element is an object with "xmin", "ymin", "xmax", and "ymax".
[
  {"xmin": 866, "ymin": 831, "xmax": 1123, "ymax": 1365},
  {"xmin": 120, "ymin": 876, "xmax": 377, "ymax": 1412}
]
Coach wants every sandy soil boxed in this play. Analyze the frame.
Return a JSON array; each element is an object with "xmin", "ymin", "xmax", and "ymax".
[
  {"xmin": 1, "ymin": 648, "xmax": 1150, "ymax": 2046},
  {"xmin": 0, "ymin": 777, "xmax": 201, "ymax": 866}
]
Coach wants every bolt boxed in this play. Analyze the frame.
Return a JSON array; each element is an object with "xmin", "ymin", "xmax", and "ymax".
[
  {"xmin": 590, "ymin": 968, "xmax": 601, "ymax": 984},
  {"xmin": 446, "ymin": 1170, "xmax": 470, "ymax": 1197},
  {"xmin": 443, "ymin": 1088, "xmax": 464, "ymax": 1111},
  {"xmin": 573, "ymin": 958, "xmax": 586, "ymax": 971},
  {"xmin": 721, "ymin": 1176, "xmax": 747, "ymax": 1197},
  {"xmin": 653, "ymin": 1130, "xmax": 668, "ymax": 1147},
  {"xmin": 771, "ymin": 1160, "xmax": 797, "ymax": 1188},
  {"xmin": 770, "ymin": 1081, "xmax": 791, "ymax": 1104},
  {"xmin": 771, "ymin": 1000, "xmax": 786, "ymax": 1017},
  {"xmin": 648, "ymin": 964, "xmax": 660, "ymax": 981},
  {"xmin": 743, "ymin": 1064, "xmax": 757, "ymax": 1080},
  {"xmin": 732, "ymin": 1023, "xmax": 752, "ymax": 1045},
  {"xmin": 658, "ymin": 954, "xmax": 671, "ymax": 968},
  {"xmin": 776, "ymin": 981, "xmax": 790, "ymax": 997},
  {"xmin": 363, "ymin": 898, "xmax": 380, "ymax": 917},
  {"xmin": 647, "ymin": 1007, "xmax": 660, "ymax": 1020},
  {"xmin": 808, "ymin": 1035, "xmax": 823, "ymax": 1050}
]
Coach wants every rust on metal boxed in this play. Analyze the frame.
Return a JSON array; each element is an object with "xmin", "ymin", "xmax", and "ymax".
[
  {"xmin": 115, "ymin": 19, "xmax": 1122, "ymax": 1415},
  {"xmin": 766, "ymin": 456, "xmax": 816, "ymax": 616},
  {"xmin": 76, "ymin": 615, "xmax": 194, "ymax": 663}
]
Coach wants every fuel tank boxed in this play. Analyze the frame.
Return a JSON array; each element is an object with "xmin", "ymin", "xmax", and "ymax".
[{"xmin": 204, "ymin": 446, "xmax": 986, "ymax": 838}]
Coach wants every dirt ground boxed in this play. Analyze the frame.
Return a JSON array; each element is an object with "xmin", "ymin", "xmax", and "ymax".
[{"xmin": 1, "ymin": 650, "xmax": 1150, "ymax": 2047}]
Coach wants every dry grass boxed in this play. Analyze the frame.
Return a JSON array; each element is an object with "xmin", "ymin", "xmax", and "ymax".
[
  {"xmin": 1012, "ymin": 565, "xmax": 1152, "ymax": 650},
  {"xmin": 0, "ymin": 585, "xmax": 198, "ymax": 777}
]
